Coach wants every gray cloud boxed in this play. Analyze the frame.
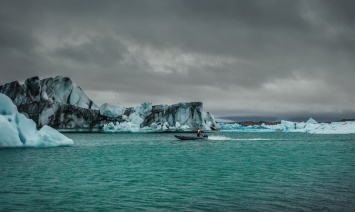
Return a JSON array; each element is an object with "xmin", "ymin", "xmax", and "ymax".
[
  {"xmin": 1, "ymin": 0, "xmax": 354, "ymax": 121},
  {"xmin": 52, "ymin": 36, "xmax": 127, "ymax": 66}
]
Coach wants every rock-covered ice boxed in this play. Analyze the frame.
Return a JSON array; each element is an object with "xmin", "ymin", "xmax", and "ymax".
[
  {"xmin": 1, "ymin": 76, "xmax": 219, "ymax": 132},
  {"xmin": 0, "ymin": 94, "xmax": 73, "ymax": 147},
  {"xmin": 103, "ymin": 102, "xmax": 218, "ymax": 132},
  {"xmin": 0, "ymin": 76, "xmax": 98, "ymax": 109}
]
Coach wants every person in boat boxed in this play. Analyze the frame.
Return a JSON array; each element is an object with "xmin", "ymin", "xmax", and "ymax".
[{"xmin": 197, "ymin": 128, "xmax": 201, "ymax": 137}]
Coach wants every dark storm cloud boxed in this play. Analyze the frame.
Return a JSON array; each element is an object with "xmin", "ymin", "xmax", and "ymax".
[
  {"xmin": 0, "ymin": 24, "xmax": 38, "ymax": 51},
  {"xmin": 1, "ymin": 0, "xmax": 355, "ymax": 121}
]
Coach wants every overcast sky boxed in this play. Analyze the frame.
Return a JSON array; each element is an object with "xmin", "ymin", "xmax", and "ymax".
[{"xmin": 1, "ymin": 0, "xmax": 355, "ymax": 121}]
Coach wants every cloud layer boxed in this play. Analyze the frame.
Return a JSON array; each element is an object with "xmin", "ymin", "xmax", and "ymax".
[{"xmin": 1, "ymin": 0, "xmax": 354, "ymax": 121}]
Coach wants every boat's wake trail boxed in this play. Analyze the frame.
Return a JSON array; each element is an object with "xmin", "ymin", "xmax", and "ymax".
[
  {"xmin": 208, "ymin": 136, "xmax": 275, "ymax": 141},
  {"xmin": 208, "ymin": 135, "xmax": 232, "ymax": 140}
]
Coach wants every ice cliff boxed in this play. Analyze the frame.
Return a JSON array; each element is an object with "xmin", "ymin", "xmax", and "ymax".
[
  {"xmin": 0, "ymin": 76, "xmax": 218, "ymax": 132},
  {"xmin": 0, "ymin": 94, "xmax": 73, "ymax": 147}
]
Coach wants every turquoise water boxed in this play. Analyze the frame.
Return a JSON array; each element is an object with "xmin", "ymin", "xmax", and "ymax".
[{"xmin": 1, "ymin": 132, "xmax": 355, "ymax": 211}]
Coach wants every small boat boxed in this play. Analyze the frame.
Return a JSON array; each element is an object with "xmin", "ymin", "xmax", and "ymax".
[{"xmin": 174, "ymin": 134, "xmax": 208, "ymax": 140}]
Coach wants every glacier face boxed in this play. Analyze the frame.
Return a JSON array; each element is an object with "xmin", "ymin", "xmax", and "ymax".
[
  {"xmin": 0, "ymin": 76, "xmax": 218, "ymax": 132},
  {"xmin": 0, "ymin": 94, "xmax": 73, "ymax": 147}
]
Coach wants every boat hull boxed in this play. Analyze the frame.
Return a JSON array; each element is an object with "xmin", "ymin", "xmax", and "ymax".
[{"xmin": 174, "ymin": 135, "xmax": 208, "ymax": 140}]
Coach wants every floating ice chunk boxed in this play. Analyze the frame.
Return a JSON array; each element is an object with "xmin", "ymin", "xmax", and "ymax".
[
  {"xmin": 103, "ymin": 122, "xmax": 117, "ymax": 132},
  {"xmin": 0, "ymin": 94, "xmax": 73, "ymax": 148},
  {"xmin": 280, "ymin": 120, "xmax": 297, "ymax": 132},
  {"xmin": 276, "ymin": 118, "xmax": 355, "ymax": 134}
]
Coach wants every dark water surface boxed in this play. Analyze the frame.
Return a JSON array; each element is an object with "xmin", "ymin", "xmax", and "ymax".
[{"xmin": 1, "ymin": 132, "xmax": 355, "ymax": 211}]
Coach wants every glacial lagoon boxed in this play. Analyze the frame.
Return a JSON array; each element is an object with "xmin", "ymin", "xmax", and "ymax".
[{"xmin": 1, "ymin": 132, "xmax": 355, "ymax": 211}]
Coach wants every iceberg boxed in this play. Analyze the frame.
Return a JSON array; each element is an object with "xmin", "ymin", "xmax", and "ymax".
[
  {"xmin": 0, "ymin": 76, "xmax": 219, "ymax": 132},
  {"xmin": 102, "ymin": 102, "xmax": 209, "ymax": 132},
  {"xmin": 277, "ymin": 118, "xmax": 355, "ymax": 134},
  {"xmin": 0, "ymin": 94, "xmax": 73, "ymax": 148},
  {"xmin": 0, "ymin": 76, "xmax": 101, "ymax": 130},
  {"xmin": 218, "ymin": 123, "xmax": 277, "ymax": 132},
  {"xmin": 218, "ymin": 118, "xmax": 355, "ymax": 134}
]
